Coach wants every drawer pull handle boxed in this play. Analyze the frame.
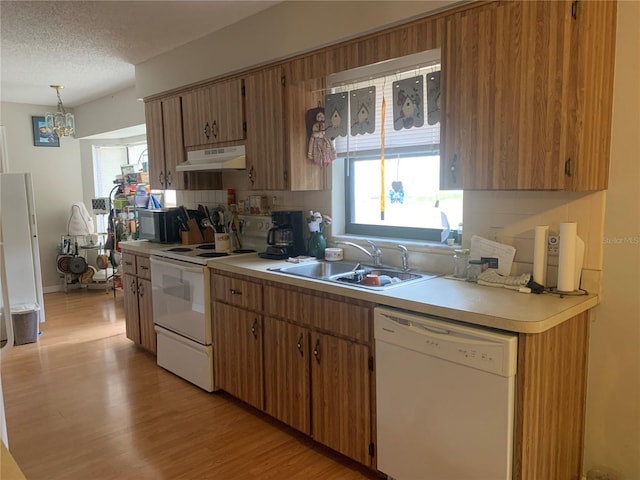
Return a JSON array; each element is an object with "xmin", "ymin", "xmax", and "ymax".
[
  {"xmin": 251, "ymin": 319, "xmax": 258, "ymax": 338},
  {"xmin": 230, "ymin": 289, "xmax": 242, "ymax": 296},
  {"xmin": 140, "ymin": 266, "xmax": 148, "ymax": 270}
]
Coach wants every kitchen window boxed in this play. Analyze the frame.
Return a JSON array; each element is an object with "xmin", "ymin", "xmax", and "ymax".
[
  {"xmin": 329, "ymin": 50, "xmax": 462, "ymax": 242},
  {"xmin": 92, "ymin": 143, "xmax": 147, "ymax": 233}
]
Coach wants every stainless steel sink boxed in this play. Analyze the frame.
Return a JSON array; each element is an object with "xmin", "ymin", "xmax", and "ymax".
[
  {"xmin": 268, "ymin": 261, "xmax": 438, "ymax": 290},
  {"xmin": 271, "ymin": 260, "xmax": 363, "ymax": 279}
]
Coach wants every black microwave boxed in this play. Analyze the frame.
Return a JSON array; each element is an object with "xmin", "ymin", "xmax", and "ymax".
[{"xmin": 137, "ymin": 208, "xmax": 181, "ymax": 243}]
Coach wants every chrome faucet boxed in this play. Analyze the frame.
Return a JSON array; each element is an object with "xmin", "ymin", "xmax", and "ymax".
[
  {"xmin": 397, "ymin": 244, "xmax": 409, "ymax": 271},
  {"xmin": 337, "ymin": 240, "xmax": 383, "ymax": 266}
]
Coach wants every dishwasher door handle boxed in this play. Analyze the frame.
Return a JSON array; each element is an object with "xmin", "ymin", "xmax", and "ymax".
[{"xmin": 378, "ymin": 313, "xmax": 499, "ymax": 348}]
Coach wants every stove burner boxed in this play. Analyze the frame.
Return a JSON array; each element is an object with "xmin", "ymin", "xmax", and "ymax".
[
  {"xmin": 167, "ymin": 247, "xmax": 193, "ymax": 252},
  {"xmin": 197, "ymin": 252, "xmax": 229, "ymax": 258},
  {"xmin": 233, "ymin": 249, "xmax": 257, "ymax": 254},
  {"xmin": 196, "ymin": 244, "xmax": 216, "ymax": 250}
]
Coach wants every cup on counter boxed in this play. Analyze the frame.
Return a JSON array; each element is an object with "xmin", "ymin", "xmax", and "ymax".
[
  {"xmin": 214, "ymin": 233, "xmax": 230, "ymax": 253},
  {"xmin": 324, "ymin": 248, "xmax": 344, "ymax": 261}
]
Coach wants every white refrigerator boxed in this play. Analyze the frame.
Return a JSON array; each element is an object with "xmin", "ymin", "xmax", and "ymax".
[{"xmin": 0, "ymin": 172, "xmax": 45, "ymax": 344}]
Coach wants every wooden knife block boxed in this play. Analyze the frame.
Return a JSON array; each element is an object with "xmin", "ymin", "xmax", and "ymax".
[{"xmin": 180, "ymin": 219, "xmax": 204, "ymax": 245}]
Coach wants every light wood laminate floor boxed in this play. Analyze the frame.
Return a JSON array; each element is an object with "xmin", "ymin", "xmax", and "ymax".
[{"xmin": 1, "ymin": 291, "xmax": 381, "ymax": 480}]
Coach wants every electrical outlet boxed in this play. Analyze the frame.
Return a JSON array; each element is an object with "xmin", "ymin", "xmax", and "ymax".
[{"xmin": 548, "ymin": 234, "xmax": 560, "ymax": 255}]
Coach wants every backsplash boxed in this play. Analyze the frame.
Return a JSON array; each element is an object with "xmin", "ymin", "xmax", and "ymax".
[
  {"xmin": 175, "ymin": 188, "xmax": 605, "ymax": 292},
  {"xmin": 463, "ymin": 190, "xmax": 606, "ymax": 292}
]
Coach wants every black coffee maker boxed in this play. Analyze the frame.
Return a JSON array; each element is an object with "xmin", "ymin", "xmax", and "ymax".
[{"xmin": 259, "ymin": 210, "xmax": 306, "ymax": 259}]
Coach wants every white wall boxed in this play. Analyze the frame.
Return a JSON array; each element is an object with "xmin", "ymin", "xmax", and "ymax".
[
  {"xmin": 1, "ymin": 86, "xmax": 147, "ymax": 292},
  {"xmin": 73, "ymin": 86, "xmax": 145, "ymax": 138},
  {"xmin": 0, "ymin": 102, "xmax": 83, "ymax": 290},
  {"xmin": 135, "ymin": 1, "xmax": 457, "ymax": 99},
  {"xmin": 583, "ymin": 2, "xmax": 640, "ymax": 478}
]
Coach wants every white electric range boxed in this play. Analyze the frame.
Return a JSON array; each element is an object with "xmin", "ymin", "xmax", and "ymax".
[{"xmin": 149, "ymin": 221, "xmax": 267, "ymax": 391}]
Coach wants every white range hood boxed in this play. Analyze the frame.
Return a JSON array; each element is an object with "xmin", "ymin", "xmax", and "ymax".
[{"xmin": 176, "ymin": 145, "xmax": 246, "ymax": 172}]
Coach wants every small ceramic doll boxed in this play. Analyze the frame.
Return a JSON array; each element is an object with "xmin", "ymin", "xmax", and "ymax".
[{"xmin": 306, "ymin": 107, "xmax": 336, "ymax": 166}]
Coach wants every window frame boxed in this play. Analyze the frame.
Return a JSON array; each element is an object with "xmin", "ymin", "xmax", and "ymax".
[{"xmin": 343, "ymin": 148, "xmax": 445, "ymax": 242}]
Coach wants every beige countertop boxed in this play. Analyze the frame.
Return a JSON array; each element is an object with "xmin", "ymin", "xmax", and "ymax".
[
  {"xmin": 119, "ymin": 243, "xmax": 598, "ymax": 334},
  {"xmin": 207, "ymin": 254, "xmax": 598, "ymax": 334},
  {"xmin": 119, "ymin": 240, "xmax": 180, "ymax": 255}
]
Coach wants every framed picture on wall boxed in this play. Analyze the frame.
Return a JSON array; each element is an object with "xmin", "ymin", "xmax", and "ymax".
[{"xmin": 32, "ymin": 116, "xmax": 59, "ymax": 147}]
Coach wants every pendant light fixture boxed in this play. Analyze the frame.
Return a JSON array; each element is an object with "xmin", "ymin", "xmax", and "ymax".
[{"xmin": 45, "ymin": 85, "xmax": 75, "ymax": 137}]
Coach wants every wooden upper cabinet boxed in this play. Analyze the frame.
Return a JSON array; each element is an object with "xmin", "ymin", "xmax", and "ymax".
[
  {"xmin": 566, "ymin": 0, "xmax": 616, "ymax": 191},
  {"xmin": 441, "ymin": 0, "xmax": 615, "ymax": 191},
  {"xmin": 244, "ymin": 66, "xmax": 287, "ymax": 190},
  {"xmin": 145, "ymin": 100, "xmax": 165, "ymax": 190},
  {"xmin": 182, "ymin": 79, "xmax": 245, "ymax": 147},
  {"xmin": 145, "ymin": 96, "xmax": 185, "ymax": 190},
  {"xmin": 285, "ymin": 76, "xmax": 330, "ymax": 191},
  {"xmin": 161, "ymin": 96, "xmax": 186, "ymax": 190}
]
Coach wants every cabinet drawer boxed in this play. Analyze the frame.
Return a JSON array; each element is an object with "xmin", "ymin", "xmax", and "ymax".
[
  {"xmin": 121, "ymin": 252, "xmax": 137, "ymax": 276},
  {"xmin": 264, "ymin": 284, "xmax": 372, "ymax": 343},
  {"xmin": 136, "ymin": 255, "xmax": 151, "ymax": 279},
  {"xmin": 212, "ymin": 274, "xmax": 262, "ymax": 311}
]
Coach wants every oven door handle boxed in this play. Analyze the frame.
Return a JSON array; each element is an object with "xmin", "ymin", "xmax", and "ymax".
[{"xmin": 150, "ymin": 255, "xmax": 205, "ymax": 274}]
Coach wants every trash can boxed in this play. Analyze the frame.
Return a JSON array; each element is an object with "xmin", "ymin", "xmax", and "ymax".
[{"xmin": 11, "ymin": 304, "xmax": 39, "ymax": 345}]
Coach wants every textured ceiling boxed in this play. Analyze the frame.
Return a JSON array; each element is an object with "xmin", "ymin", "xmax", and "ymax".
[{"xmin": 0, "ymin": 0, "xmax": 280, "ymax": 108}]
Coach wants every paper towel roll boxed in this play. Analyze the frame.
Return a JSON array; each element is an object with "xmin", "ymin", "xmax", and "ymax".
[
  {"xmin": 558, "ymin": 222, "xmax": 577, "ymax": 292},
  {"xmin": 532, "ymin": 226, "xmax": 549, "ymax": 286}
]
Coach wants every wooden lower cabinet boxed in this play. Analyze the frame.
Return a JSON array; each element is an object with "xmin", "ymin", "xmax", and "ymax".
[
  {"xmin": 123, "ymin": 273, "xmax": 141, "ymax": 344},
  {"xmin": 514, "ymin": 312, "xmax": 590, "ymax": 480},
  {"xmin": 213, "ymin": 301, "xmax": 264, "ymax": 410},
  {"xmin": 310, "ymin": 333, "xmax": 372, "ymax": 466},
  {"xmin": 122, "ymin": 252, "xmax": 156, "ymax": 353},
  {"xmin": 212, "ymin": 272, "xmax": 591, "ymax": 476},
  {"xmin": 263, "ymin": 317, "xmax": 311, "ymax": 434}
]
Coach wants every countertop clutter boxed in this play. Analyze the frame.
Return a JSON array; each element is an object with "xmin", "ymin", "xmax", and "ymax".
[{"xmin": 120, "ymin": 241, "xmax": 598, "ymax": 334}]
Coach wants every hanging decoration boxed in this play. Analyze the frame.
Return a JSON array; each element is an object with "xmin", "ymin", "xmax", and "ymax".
[
  {"xmin": 390, "ymin": 176, "xmax": 405, "ymax": 205},
  {"xmin": 350, "ymin": 86, "xmax": 376, "ymax": 136},
  {"xmin": 392, "ymin": 75, "xmax": 424, "ymax": 131},
  {"xmin": 426, "ymin": 70, "xmax": 441, "ymax": 125},
  {"xmin": 324, "ymin": 92, "xmax": 348, "ymax": 139},
  {"xmin": 305, "ymin": 105, "xmax": 336, "ymax": 166},
  {"xmin": 380, "ymin": 94, "xmax": 386, "ymax": 221}
]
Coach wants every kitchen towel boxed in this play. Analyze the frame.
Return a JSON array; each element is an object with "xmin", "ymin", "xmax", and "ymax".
[
  {"xmin": 557, "ymin": 222, "xmax": 584, "ymax": 292},
  {"xmin": 532, "ymin": 226, "xmax": 549, "ymax": 286}
]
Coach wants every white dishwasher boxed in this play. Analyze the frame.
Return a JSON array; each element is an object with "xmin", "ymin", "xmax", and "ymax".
[{"xmin": 374, "ymin": 307, "xmax": 518, "ymax": 480}]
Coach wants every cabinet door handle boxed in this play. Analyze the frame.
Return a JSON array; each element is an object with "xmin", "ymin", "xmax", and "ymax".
[
  {"xmin": 130, "ymin": 279, "xmax": 137, "ymax": 295},
  {"xmin": 159, "ymin": 170, "xmax": 165, "ymax": 186},
  {"xmin": 166, "ymin": 171, "xmax": 172, "ymax": 187},
  {"xmin": 248, "ymin": 165, "xmax": 255, "ymax": 186},
  {"xmin": 204, "ymin": 122, "xmax": 211, "ymax": 140},
  {"xmin": 251, "ymin": 318, "xmax": 258, "ymax": 339},
  {"xmin": 450, "ymin": 154, "xmax": 458, "ymax": 185},
  {"xmin": 212, "ymin": 120, "xmax": 218, "ymax": 139},
  {"xmin": 138, "ymin": 281, "xmax": 144, "ymax": 297},
  {"xmin": 230, "ymin": 288, "xmax": 242, "ymax": 296},
  {"xmin": 313, "ymin": 338, "xmax": 321, "ymax": 363},
  {"xmin": 296, "ymin": 333, "xmax": 304, "ymax": 357},
  {"xmin": 564, "ymin": 158, "xmax": 572, "ymax": 177}
]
